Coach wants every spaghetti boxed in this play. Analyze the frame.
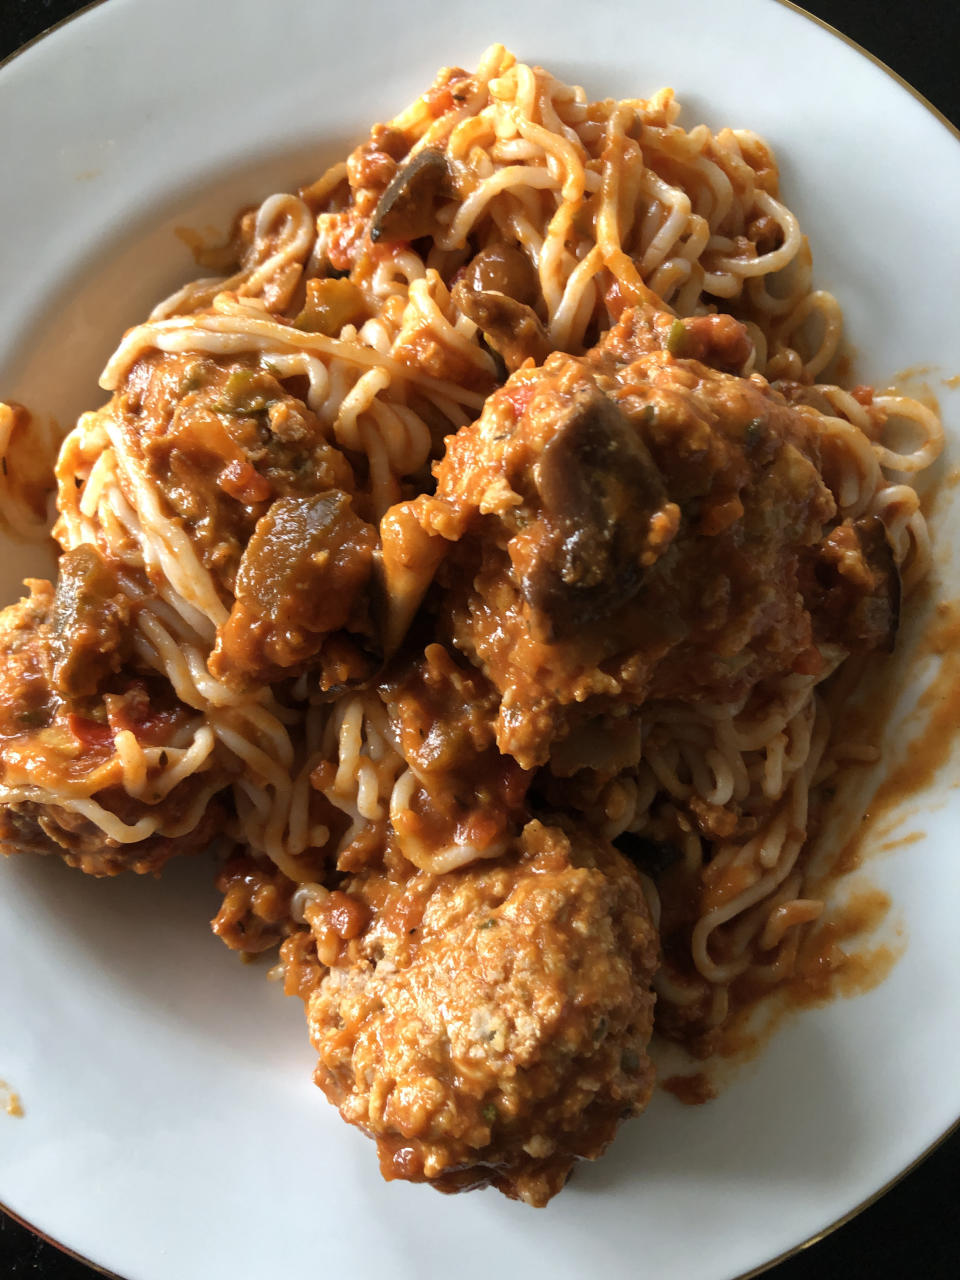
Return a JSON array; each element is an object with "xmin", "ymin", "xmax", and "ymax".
[{"xmin": 0, "ymin": 46, "xmax": 943, "ymax": 1199}]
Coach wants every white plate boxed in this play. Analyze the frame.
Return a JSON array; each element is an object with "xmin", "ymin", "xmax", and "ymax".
[{"xmin": 1, "ymin": 3, "xmax": 959, "ymax": 1278}]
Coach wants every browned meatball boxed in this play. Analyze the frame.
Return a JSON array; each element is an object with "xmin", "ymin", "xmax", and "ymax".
[
  {"xmin": 109, "ymin": 351, "xmax": 380, "ymax": 689},
  {"xmin": 0, "ymin": 789, "xmax": 227, "ymax": 878},
  {"xmin": 0, "ymin": 577, "xmax": 229, "ymax": 876},
  {"xmin": 304, "ymin": 819, "xmax": 659, "ymax": 1205},
  {"xmin": 405, "ymin": 303, "xmax": 897, "ymax": 768}
]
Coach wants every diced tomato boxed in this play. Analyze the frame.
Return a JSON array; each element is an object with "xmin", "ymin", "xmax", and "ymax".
[
  {"xmin": 67, "ymin": 714, "xmax": 114, "ymax": 751},
  {"xmin": 503, "ymin": 381, "xmax": 536, "ymax": 420},
  {"xmin": 218, "ymin": 458, "xmax": 272, "ymax": 505},
  {"xmin": 106, "ymin": 682, "xmax": 184, "ymax": 745},
  {"xmin": 424, "ymin": 84, "xmax": 456, "ymax": 117},
  {"xmin": 791, "ymin": 646, "xmax": 824, "ymax": 677}
]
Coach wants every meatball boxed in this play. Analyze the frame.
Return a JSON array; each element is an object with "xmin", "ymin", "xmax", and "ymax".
[
  {"xmin": 305, "ymin": 819, "xmax": 659, "ymax": 1205},
  {"xmin": 113, "ymin": 353, "xmax": 357, "ymax": 596},
  {"xmin": 0, "ymin": 576, "xmax": 228, "ymax": 876},
  {"xmin": 402, "ymin": 303, "xmax": 898, "ymax": 768},
  {"xmin": 105, "ymin": 351, "xmax": 380, "ymax": 687},
  {"xmin": 0, "ymin": 788, "xmax": 227, "ymax": 878}
]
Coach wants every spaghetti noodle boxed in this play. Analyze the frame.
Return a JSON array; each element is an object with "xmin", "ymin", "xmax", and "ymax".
[{"xmin": 0, "ymin": 46, "xmax": 942, "ymax": 1200}]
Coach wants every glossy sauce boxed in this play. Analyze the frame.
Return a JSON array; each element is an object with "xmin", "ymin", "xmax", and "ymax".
[
  {"xmin": 665, "ymin": 588, "xmax": 960, "ymax": 1099},
  {"xmin": 705, "ymin": 888, "xmax": 901, "ymax": 1072},
  {"xmin": 661, "ymin": 1071, "xmax": 716, "ymax": 1105},
  {"xmin": 841, "ymin": 597, "xmax": 960, "ymax": 859},
  {"xmin": 0, "ymin": 1079, "xmax": 23, "ymax": 1118}
]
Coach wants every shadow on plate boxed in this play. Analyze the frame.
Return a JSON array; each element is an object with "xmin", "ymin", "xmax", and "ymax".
[
  {"xmin": 577, "ymin": 1018, "xmax": 866, "ymax": 1197},
  {"xmin": 1, "ymin": 845, "xmax": 306, "ymax": 1068}
]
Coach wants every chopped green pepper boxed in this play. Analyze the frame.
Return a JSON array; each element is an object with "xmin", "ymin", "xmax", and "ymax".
[
  {"xmin": 294, "ymin": 278, "xmax": 367, "ymax": 335},
  {"xmin": 178, "ymin": 363, "xmax": 208, "ymax": 395},
  {"xmin": 666, "ymin": 317, "xmax": 688, "ymax": 357},
  {"xmin": 215, "ymin": 368, "xmax": 275, "ymax": 415}
]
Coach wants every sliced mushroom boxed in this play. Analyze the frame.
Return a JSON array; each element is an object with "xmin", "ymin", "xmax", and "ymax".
[
  {"xmin": 807, "ymin": 514, "xmax": 901, "ymax": 654},
  {"xmin": 52, "ymin": 545, "xmax": 131, "ymax": 697},
  {"xmin": 369, "ymin": 148, "xmax": 451, "ymax": 243},
  {"xmin": 210, "ymin": 491, "xmax": 380, "ymax": 687},
  {"xmin": 452, "ymin": 281, "xmax": 551, "ymax": 373},
  {"xmin": 459, "ymin": 244, "xmax": 539, "ymax": 306},
  {"xmin": 515, "ymin": 384, "xmax": 674, "ymax": 639}
]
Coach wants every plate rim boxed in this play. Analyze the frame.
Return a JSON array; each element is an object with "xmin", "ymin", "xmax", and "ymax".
[{"xmin": 0, "ymin": 3, "xmax": 958, "ymax": 1279}]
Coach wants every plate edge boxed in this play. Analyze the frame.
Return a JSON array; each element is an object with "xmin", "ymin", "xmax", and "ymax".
[{"xmin": 0, "ymin": 3, "xmax": 957, "ymax": 1279}]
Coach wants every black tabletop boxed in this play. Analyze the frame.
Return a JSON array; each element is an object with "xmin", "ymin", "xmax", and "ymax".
[{"xmin": 1, "ymin": 1, "xmax": 959, "ymax": 1277}]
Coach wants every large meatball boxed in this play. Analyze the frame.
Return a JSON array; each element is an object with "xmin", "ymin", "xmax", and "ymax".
[
  {"xmin": 304, "ymin": 819, "xmax": 659, "ymax": 1205},
  {"xmin": 97, "ymin": 350, "xmax": 380, "ymax": 690},
  {"xmin": 400, "ymin": 304, "xmax": 897, "ymax": 768},
  {"xmin": 0, "ymin": 569, "xmax": 228, "ymax": 876}
]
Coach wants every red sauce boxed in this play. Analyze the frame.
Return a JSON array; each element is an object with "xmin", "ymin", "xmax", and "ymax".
[
  {"xmin": 891, "ymin": 362, "xmax": 935, "ymax": 383},
  {"xmin": 661, "ymin": 1072, "xmax": 716, "ymax": 1105},
  {"xmin": 788, "ymin": 887, "xmax": 898, "ymax": 1004},
  {"xmin": 0, "ymin": 1080, "xmax": 23, "ymax": 1118},
  {"xmin": 876, "ymin": 830, "xmax": 925, "ymax": 855},
  {"xmin": 837, "ymin": 597, "xmax": 960, "ymax": 865},
  {"xmin": 665, "ymin": 590, "xmax": 960, "ymax": 1093},
  {"xmin": 711, "ymin": 888, "xmax": 900, "ymax": 1067}
]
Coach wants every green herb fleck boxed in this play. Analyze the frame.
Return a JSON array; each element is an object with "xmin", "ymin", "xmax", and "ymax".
[
  {"xmin": 214, "ymin": 368, "xmax": 272, "ymax": 415},
  {"xmin": 666, "ymin": 318, "xmax": 688, "ymax": 357},
  {"xmin": 478, "ymin": 917, "xmax": 498, "ymax": 931},
  {"xmin": 744, "ymin": 416, "xmax": 764, "ymax": 446},
  {"xmin": 17, "ymin": 708, "xmax": 46, "ymax": 728},
  {"xmin": 179, "ymin": 364, "xmax": 208, "ymax": 394},
  {"xmin": 482, "ymin": 1104, "xmax": 497, "ymax": 1124},
  {"xmin": 621, "ymin": 1048, "xmax": 640, "ymax": 1073}
]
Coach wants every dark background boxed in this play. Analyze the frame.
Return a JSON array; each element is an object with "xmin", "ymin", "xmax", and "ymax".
[{"xmin": 1, "ymin": 1, "xmax": 958, "ymax": 1277}]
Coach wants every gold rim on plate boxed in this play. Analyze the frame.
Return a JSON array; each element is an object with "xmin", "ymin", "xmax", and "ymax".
[{"xmin": 0, "ymin": 3, "xmax": 957, "ymax": 1279}]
